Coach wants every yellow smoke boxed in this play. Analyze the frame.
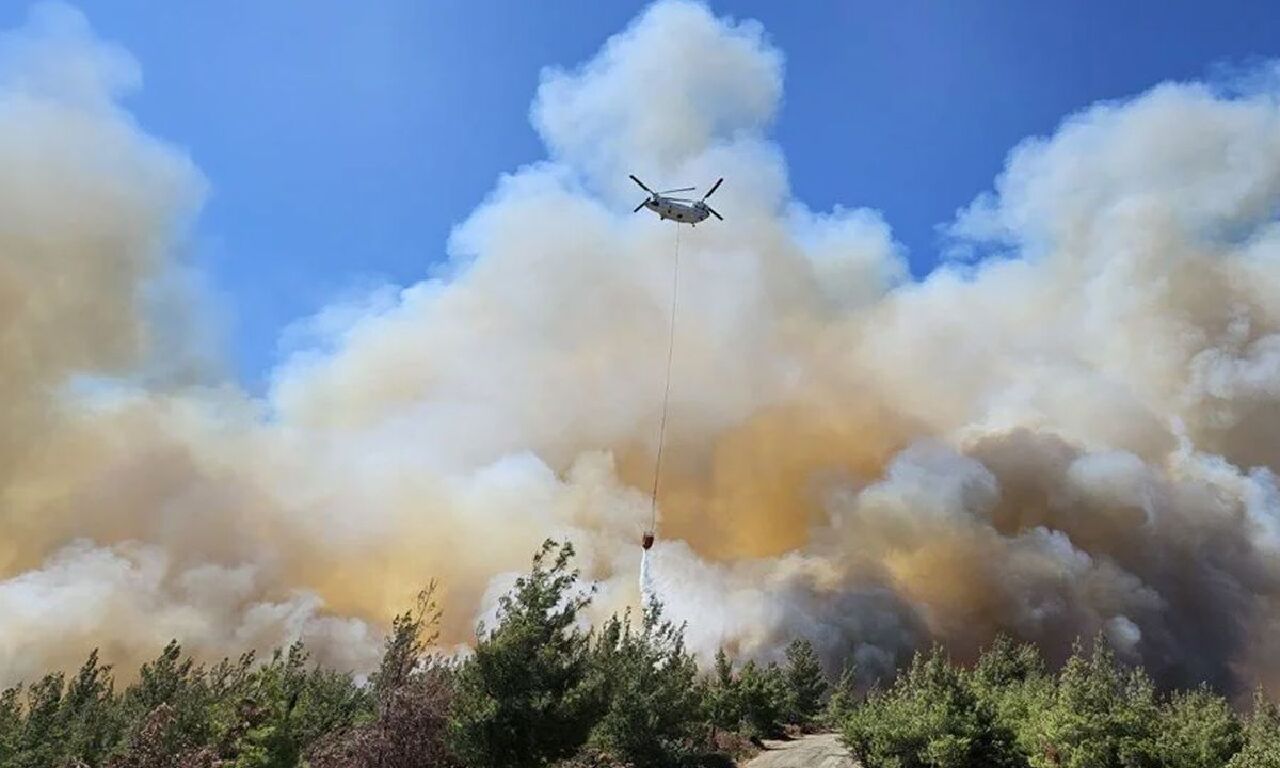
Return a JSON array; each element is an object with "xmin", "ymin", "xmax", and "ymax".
[{"xmin": 3, "ymin": 0, "xmax": 1280, "ymax": 698}]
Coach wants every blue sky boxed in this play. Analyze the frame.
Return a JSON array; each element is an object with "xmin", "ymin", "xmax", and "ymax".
[{"xmin": 4, "ymin": 1, "xmax": 1278, "ymax": 387}]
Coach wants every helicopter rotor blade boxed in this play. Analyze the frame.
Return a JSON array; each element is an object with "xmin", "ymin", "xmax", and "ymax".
[
  {"xmin": 705, "ymin": 205, "xmax": 723, "ymax": 221},
  {"xmin": 701, "ymin": 177, "xmax": 723, "ymax": 201},
  {"xmin": 629, "ymin": 174, "xmax": 654, "ymax": 194},
  {"xmin": 633, "ymin": 200, "xmax": 648, "ymax": 213},
  {"xmin": 657, "ymin": 186, "xmax": 696, "ymax": 194}
]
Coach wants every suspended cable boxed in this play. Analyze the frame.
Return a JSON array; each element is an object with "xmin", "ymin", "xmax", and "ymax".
[{"xmin": 648, "ymin": 225, "xmax": 681, "ymax": 540}]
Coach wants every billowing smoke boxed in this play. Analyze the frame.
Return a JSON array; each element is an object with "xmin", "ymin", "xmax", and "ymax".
[{"xmin": 3, "ymin": 0, "xmax": 1280, "ymax": 697}]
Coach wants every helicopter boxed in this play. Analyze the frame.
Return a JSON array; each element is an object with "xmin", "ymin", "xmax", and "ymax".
[{"xmin": 630, "ymin": 175, "xmax": 724, "ymax": 225}]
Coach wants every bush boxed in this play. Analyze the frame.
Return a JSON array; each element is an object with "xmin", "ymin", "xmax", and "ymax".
[
  {"xmin": 833, "ymin": 634, "xmax": 1275, "ymax": 768},
  {"xmin": 698, "ymin": 649, "xmax": 790, "ymax": 743}
]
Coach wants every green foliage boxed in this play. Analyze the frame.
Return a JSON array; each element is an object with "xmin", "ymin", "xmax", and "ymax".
[
  {"xmin": 62, "ymin": 651, "xmax": 123, "ymax": 764},
  {"xmin": 970, "ymin": 635, "xmax": 1053, "ymax": 760},
  {"xmin": 701, "ymin": 649, "xmax": 739, "ymax": 733},
  {"xmin": 698, "ymin": 649, "xmax": 789, "ymax": 741},
  {"xmin": 0, "ymin": 687, "xmax": 20, "ymax": 761},
  {"xmin": 782, "ymin": 638, "xmax": 827, "ymax": 728},
  {"xmin": 308, "ymin": 583, "xmax": 454, "ymax": 768},
  {"xmin": 584, "ymin": 604, "xmax": 703, "ymax": 767},
  {"xmin": 448, "ymin": 540, "xmax": 597, "ymax": 768},
  {"xmin": 0, "ymin": 638, "xmax": 372, "ymax": 768},
  {"xmin": 15, "ymin": 671, "xmax": 69, "ymax": 768},
  {"xmin": 735, "ymin": 660, "xmax": 788, "ymax": 739},
  {"xmin": 1155, "ymin": 686, "xmax": 1243, "ymax": 768},
  {"xmin": 1032, "ymin": 637, "xmax": 1159, "ymax": 768},
  {"xmin": 6, "ymin": 544, "xmax": 1280, "ymax": 768},
  {"xmin": 1228, "ymin": 690, "xmax": 1280, "ymax": 768},
  {"xmin": 834, "ymin": 633, "xmax": 1279, "ymax": 768},
  {"xmin": 841, "ymin": 645, "xmax": 1024, "ymax": 768},
  {"xmin": 117, "ymin": 640, "xmax": 218, "ymax": 758},
  {"xmin": 824, "ymin": 662, "xmax": 858, "ymax": 728}
]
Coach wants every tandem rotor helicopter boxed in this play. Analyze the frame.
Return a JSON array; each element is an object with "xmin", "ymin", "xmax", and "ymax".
[
  {"xmin": 630, "ymin": 174, "xmax": 724, "ymax": 225},
  {"xmin": 631, "ymin": 174, "xmax": 726, "ymax": 553}
]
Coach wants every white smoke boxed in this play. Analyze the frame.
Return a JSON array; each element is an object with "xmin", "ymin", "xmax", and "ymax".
[{"xmin": 2, "ymin": 0, "xmax": 1280, "ymax": 695}]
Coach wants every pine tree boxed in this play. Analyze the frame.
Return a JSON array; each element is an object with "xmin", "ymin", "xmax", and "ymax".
[
  {"xmin": 1227, "ymin": 690, "xmax": 1280, "ymax": 768},
  {"xmin": 824, "ymin": 662, "xmax": 858, "ymax": 728},
  {"xmin": 783, "ymin": 638, "xmax": 827, "ymax": 728},
  {"xmin": 61, "ymin": 650, "xmax": 122, "ymax": 765},
  {"xmin": 703, "ymin": 648, "xmax": 741, "ymax": 732},
  {"xmin": 448, "ymin": 540, "xmax": 596, "ymax": 768},
  {"xmin": 1156, "ymin": 686, "xmax": 1243, "ymax": 768},
  {"xmin": 841, "ymin": 644, "xmax": 1023, "ymax": 768},
  {"xmin": 584, "ymin": 603, "xmax": 702, "ymax": 767},
  {"xmin": 736, "ymin": 660, "xmax": 788, "ymax": 739},
  {"xmin": 1034, "ymin": 635, "xmax": 1158, "ymax": 768}
]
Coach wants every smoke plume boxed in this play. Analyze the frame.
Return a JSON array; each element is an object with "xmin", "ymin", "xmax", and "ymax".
[{"xmin": 4, "ymin": 0, "xmax": 1280, "ymax": 696}]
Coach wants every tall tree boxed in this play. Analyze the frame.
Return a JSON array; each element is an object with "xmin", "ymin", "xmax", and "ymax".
[
  {"xmin": 585, "ymin": 603, "xmax": 702, "ymax": 767},
  {"xmin": 1227, "ymin": 690, "xmax": 1280, "ymax": 768},
  {"xmin": 783, "ymin": 638, "xmax": 827, "ymax": 728},
  {"xmin": 449, "ymin": 540, "xmax": 596, "ymax": 768}
]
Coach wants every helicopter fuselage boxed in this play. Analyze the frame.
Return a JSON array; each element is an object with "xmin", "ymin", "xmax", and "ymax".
[{"xmin": 643, "ymin": 196, "xmax": 711, "ymax": 224}]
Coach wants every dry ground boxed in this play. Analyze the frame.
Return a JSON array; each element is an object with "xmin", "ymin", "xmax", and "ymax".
[{"xmin": 741, "ymin": 733, "xmax": 856, "ymax": 768}]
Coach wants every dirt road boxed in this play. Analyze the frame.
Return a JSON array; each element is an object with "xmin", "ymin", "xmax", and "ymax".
[{"xmin": 742, "ymin": 733, "xmax": 856, "ymax": 768}]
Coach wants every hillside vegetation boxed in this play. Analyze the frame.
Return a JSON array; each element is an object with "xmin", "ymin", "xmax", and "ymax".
[{"xmin": 1, "ymin": 540, "xmax": 1277, "ymax": 768}]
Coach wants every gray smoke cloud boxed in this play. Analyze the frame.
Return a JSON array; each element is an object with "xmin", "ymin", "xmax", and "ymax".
[{"xmin": 2, "ymin": 0, "xmax": 1280, "ymax": 696}]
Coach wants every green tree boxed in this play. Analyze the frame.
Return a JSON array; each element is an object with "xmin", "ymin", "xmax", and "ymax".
[
  {"xmin": 702, "ymin": 649, "xmax": 740, "ymax": 733},
  {"xmin": 0, "ymin": 685, "xmax": 21, "ymax": 764},
  {"xmin": 1227, "ymin": 690, "xmax": 1280, "ymax": 768},
  {"xmin": 736, "ymin": 660, "xmax": 787, "ymax": 739},
  {"xmin": 841, "ymin": 645, "xmax": 1024, "ymax": 768},
  {"xmin": 289, "ymin": 666, "xmax": 371, "ymax": 756},
  {"xmin": 449, "ymin": 540, "xmax": 596, "ymax": 768},
  {"xmin": 220, "ymin": 643, "xmax": 312, "ymax": 768},
  {"xmin": 60, "ymin": 650, "xmax": 124, "ymax": 766},
  {"xmin": 970, "ymin": 635, "xmax": 1053, "ymax": 760},
  {"xmin": 14, "ymin": 672, "xmax": 66, "ymax": 768},
  {"xmin": 782, "ymin": 638, "xmax": 827, "ymax": 728},
  {"xmin": 1032, "ymin": 636, "xmax": 1158, "ymax": 768},
  {"xmin": 824, "ymin": 662, "xmax": 858, "ymax": 728},
  {"xmin": 119, "ymin": 641, "xmax": 216, "ymax": 755},
  {"xmin": 1154, "ymin": 686, "xmax": 1242, "ymax": 768},
  {"xmin": 307, "ymin": 584, "xmax": 452, "ymax": 768},
  {"xmin": 584, "ymin": 603, "xmax": 703, "ymax": 767}
]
